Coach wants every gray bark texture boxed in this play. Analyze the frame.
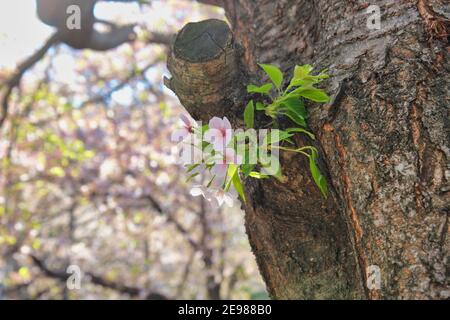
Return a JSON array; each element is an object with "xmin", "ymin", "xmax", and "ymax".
[{"xmin": 166, "ymin": 0, "xmax": 449, "ymax": 299}]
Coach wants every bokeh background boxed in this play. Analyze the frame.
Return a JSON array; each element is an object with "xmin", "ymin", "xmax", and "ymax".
[{"xmin": 0, "ymin": 0, "xmax": 267, "ymax": 299}]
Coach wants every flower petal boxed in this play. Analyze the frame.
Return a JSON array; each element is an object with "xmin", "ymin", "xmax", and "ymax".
[
  {"xmin": 212, "ymin": 136, "xmax": 226, "ymax": 152},
  {"xmin": 224, "ymin": 130, "xmax": 233, "ymax": 147},
  {"xmin": 180, "ymin": 114, "xmax": 191, "ymax": 127},
  {"xmin": 223, "ymin": 116, "xmax": 232, "ymax": 130},
  {"xmin": 224, "ymin": 148, "xmax": 236, "ymax": 163},
  {"xmin": 171, "ymin": 128, "xmax": 190, "ymax": 143},
  {"xmin": 209, "ymin": 117, "xmax": 223, "ymax": 131},
  {"xmin": 190, "ymin": 186, "xmax": 205, "ymax": 197}
]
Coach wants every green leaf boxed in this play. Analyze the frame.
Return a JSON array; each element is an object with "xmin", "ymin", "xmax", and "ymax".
[
  {"xmin": 244, "ymin": 100, "xmax": 255, "ymax": 129},
  {"xmin": 289, "ymin": 78, "xmax": 316, "ymax": 87},
  {"xmin": 186, "ymin": 172, "xmax": 199, "ymax": 182},
  {"xmin": 277, "ymin": 95, "xmax": 308, "ymax": 127},
  {"xmin": 281, "ymin": 108, "xmax": 307, "ymax": 127},
  {"xmin": 296, "ymin": 87, "xmax": 330, "ymax": 103},
  {"xmin": 225, "ymin": 164, "xmax": 237, "ymax": 191},
  {"xmin": 248, "ymin": 171, "xmax": 269, "ymax": 179},
  {"xmin": 201, "ymin": 124, "xmax": 209, "ymax": 134},
  {"xmin": 186, "ymin": 164, "xmax": 199, "ymax": 173},
  {"xmin": 255, "ymin": 102, "xmax": 265, "ymax": 111},
  {"xmin": 232, "ymin": 172, "xmax": 246, "ymax": 202},
  {"xmin": 290, "ymin": 65, "xmax": 329, "ymax": 87},
  {"xmin": 240, "ymin": 145, "xmax": 256, "ymax": 177},
  {"xmin": 225, "ymin": 164, "xmax": 246, "ymax": 202},
  {"xmin": 286, "ymin": 127, "xmax": 315, "ymax": 140},
  {"xmin": 284, "ymin": 137, "xmax": 295, "ymax": 145},
  {"xmin": 293, "ymin": 64, "xmax": 313, "ymax": 80},
  {"xmin": 309, "ymin": 150, "xmax": 328, "ymax": 198},
  {"xmin": 263, "ymin": 129, "xmax": 293, "ymax": 145},
  {"xmin": 259, "ymin": 64, "xmax": 283, "ymax": 89},
  {"xmin": 241, "ymin": 164, "xmax": 256, "ymax": 177},
  {"xmin": 279, "ymin": 96, "xmax": 307, "ymax": 118},
  {"xmin": 247, "ymin": 83, "xmax": 273, "ymax": 95}
]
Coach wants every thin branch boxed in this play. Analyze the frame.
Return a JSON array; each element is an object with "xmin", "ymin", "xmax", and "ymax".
[
  {"xmin": 0, "ymin": 33, "xmax": 59, "ymax": 128},
  {"xmin": 146, "ymin": 194, "xmax": 201, "ymax": 251},
  {"xmin": 30, "ymin": 254, "xmax": 169, "ymax": 299},
  {"xmin": 199, "ymin": 194, "xmax": 221, "ymax": 300},
  {"xmin": 80, "ymin": 61, "xmax": 159, "ymax": 108},
  {"xmin": 175, "ymin": 249, "xmax": 195, "ymax": 297}
]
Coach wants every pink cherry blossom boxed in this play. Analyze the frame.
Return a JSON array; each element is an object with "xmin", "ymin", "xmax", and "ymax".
[
  {"xmin": 181, "ymin": 114, "xmax": 196, "ymax": 132},
  {"xmin": 191, "ymin": 184, "xmax": 236, "ymax": 208},
  {"xmin": 171, "ymin": 114, "xmax": 197, "ymax": 143},
  {"xmin": 212, "ymin": 188, "xmax": 235, "ymax": 207},
  {"xmin": 205, "ymin": 116, "xmax": 233, "ymax": 151},
  {"xmin": 212, "ymin": 148, "xmax": 243, "ymax": 177}
]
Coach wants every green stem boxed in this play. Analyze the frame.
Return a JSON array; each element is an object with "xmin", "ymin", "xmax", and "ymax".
[{"xmin": 270, "ymin": 145, "xmax": 317, "ymax": 158}]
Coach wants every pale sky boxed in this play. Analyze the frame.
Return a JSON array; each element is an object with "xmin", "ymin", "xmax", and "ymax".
[
  {"xmin": 0, "ymin": 0, "xmax": 159, "ymax": 69},
  {"xmin": 0, "ymin": 0, "xmax": 52, "ymax": 68}
]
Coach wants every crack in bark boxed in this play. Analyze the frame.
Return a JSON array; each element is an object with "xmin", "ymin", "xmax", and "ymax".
[
  {"xmin": 417, "ymin": 0, "xmax": 450, "ymax": 42},
  {"xmin": 329, "ymin": 125, "xmax": 370, "ymax": 299}
]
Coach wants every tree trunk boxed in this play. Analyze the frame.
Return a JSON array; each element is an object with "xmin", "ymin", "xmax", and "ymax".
[{"xmin": 166, "ymin": 0, "xmax": 449, "ymax": 299}]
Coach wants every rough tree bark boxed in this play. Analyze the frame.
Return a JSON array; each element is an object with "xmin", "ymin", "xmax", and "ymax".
[{"xmin": 166, "ymin": 0, "xmax": 449, "ymax": 299}]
